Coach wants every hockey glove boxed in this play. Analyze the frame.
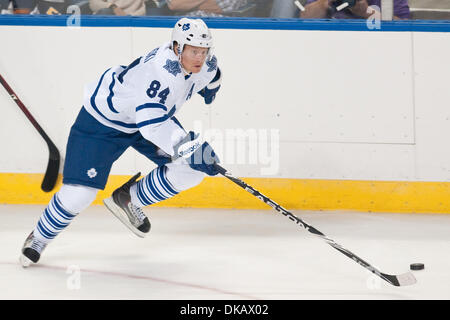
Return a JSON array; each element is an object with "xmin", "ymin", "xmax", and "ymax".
[
  {"xmin": 173, "ymin": 131, "xmax": 220, "ymax": 176},
  {"xmin": 198, "ymin": 68, "xmax": 222, "ymax": 105}
]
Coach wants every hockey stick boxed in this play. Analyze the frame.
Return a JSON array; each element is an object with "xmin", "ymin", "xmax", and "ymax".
[
  {"xmin": 0, "ymin": 73, "xmax": 60, "ymax": 192},
  {"xmin": 213, "ymin": 164, "xmax": 417, "ymax": 287}
]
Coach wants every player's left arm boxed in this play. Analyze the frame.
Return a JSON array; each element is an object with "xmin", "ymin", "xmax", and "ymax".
[{"xmin": 198, "ymin": 60, "xmax": 222, "ymax": 105}]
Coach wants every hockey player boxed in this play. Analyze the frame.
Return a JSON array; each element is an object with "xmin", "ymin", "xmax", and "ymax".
[{"xmin": 20, "ymin": 17, "xmax": 222, "ymax": 267}]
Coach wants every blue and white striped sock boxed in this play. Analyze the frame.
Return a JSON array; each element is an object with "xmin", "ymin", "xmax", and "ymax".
[
  {"xmin": 33, "ymin": 193, "xmax": 77, "ymax": 244},
  {"xmin": 131, "ymin": 166, "xmax": 179, "ymax": 207}
]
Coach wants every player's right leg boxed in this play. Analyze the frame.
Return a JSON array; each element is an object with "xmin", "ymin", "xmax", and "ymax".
[
  {"xmin": 20, "ymin": 107, "xmax": 134, "ymax": 267},
  {"xmin": 20, "ymin": 184, "xmax": 98, "ymax": 267}
]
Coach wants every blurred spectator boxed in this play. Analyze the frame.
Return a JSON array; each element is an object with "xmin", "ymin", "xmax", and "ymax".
[
  {"xmin": 0, "ymin": 0, "xmax": 84, "ymax": 14},
  {"xmin": 38, "ymin": 0, "xmax": 71, "ymax": 14},
  {"xmin": 89, "ymin": 0, "xmax": 145, "ymax": 15},
  {"xmin": 0, "ymin": 0, "xmax": 35, "ymax": 13},
  {"xmin": 409, "ymin": 0, "xmax": 450, "ymax": 20},
  {"xmin": 146, "ymin": 0, "xmax": 172, "ymax": 15},
  {"xmin": 166, "ymin": 0, "xmax": 254, "ymax": 17},
  {"xmin": 0, "ymin": 0, "xmax": 9, "ymax": 12},
  {"xmin": 271, "ymin": 0, "xmax": 305, "ymax": 18},
  {"xmin": 300, "ymin": 0, "xmax": 410, "ymax": 20},
  {"xmin": 250, "ymin": 0, "xmax": 273, "ymax": 17}
]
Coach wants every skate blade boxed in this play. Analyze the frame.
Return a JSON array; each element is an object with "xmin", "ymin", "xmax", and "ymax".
[
  {"xmin": 103, "ymin": 197, "xmax": 146, "ymax": 238},
  {"xmin": 19, "ymin": 254, "xmax": 32, "ymax": 268}
]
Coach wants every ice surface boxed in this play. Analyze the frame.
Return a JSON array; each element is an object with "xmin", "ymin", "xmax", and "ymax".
[{"xmin": 0, "ymin": 204, "xmax": 448, "ymax": 299}]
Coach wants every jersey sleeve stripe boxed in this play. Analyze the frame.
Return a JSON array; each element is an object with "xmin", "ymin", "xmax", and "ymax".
[
  {"xmin": 106, "ymin": 72, "xmax": 120, "ymax": 114},
  {"xmin": 170, "ymin": 116, "xmax": 184, "ymax": 130},
  {"xmin": 136, "ymin": 103, "xmax": 167, "ymax": 112},
  {"xmin": 89, "ymin": 68, "xmax": 137, "ymax": 129},
  {"xmin": 136, "ymin": 105, "xmax": 177, "ymax": 128},
  {"xmin": 167, "ymin": 105, "xmax": 176, "ymax": 117},
  {"xmin": 90, "ymin": 68, "xmax": 110, "ymax": 110},
  {"xmin": 118, "ymin": 57, "xmax": 141, "ymax": 84},
  {"xmin": 136, "ymin": 115, "xmax": 169, "ymax": 127}
]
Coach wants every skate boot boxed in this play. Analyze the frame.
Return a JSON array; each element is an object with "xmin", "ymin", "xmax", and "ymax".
[
  {"xmin": 103, "ymin": 172, "xmax": 151, "ymax": 238},
  {"xmin": 20, "ymin": 232, "xmax": 47, "ymax": 268}
]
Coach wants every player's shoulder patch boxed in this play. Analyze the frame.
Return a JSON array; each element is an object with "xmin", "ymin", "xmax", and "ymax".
[
  {"xmin": 163, "ymin": 59, "xmax": 182, "ymax": 77},
  {"xmin": 206, "ymin": 55, "xmax": 218, "ymax": 73}
]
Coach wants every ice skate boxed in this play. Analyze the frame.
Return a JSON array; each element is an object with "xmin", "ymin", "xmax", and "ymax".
[
  {"xmin": 20, "ymin": 232, "xmax": 47, "ymax": 268},
  {"xmin": 103, "ymin": 172, "xmax": 150, "ymax": 238}
]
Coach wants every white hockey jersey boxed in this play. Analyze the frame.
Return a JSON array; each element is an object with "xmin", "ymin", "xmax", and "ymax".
[{"xmin": 83, "ymin": 42, "xmax": 219, "ymax": 156}]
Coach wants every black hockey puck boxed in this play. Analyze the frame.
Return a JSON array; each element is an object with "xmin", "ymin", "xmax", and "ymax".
[{"xmin": 410, "ymin": 263, "xmax": 425, "ymax": 270}]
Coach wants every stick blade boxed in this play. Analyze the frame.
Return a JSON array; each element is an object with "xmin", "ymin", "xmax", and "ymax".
[
  {"xmin": 41, "ymin": 149, "xmax": 60, "ymax": 192},
  {"xmin": 382, "ymin": 272, "xmax": 417, "ymax": 287}
]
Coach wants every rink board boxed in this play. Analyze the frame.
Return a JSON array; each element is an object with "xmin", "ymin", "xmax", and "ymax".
[
  {"xmin": 1, "ymin": 17, "xmax": 450, "ymax": 213},
  {"xmin": 1, "ymin": 173, "xmax": 450, "ymax": 213}
]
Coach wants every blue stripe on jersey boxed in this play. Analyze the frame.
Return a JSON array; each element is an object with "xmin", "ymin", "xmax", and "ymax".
[
  {"xmin": 118, "ymin": 57, "xmax": 141, "ymax": 84},
  {"xmin": 170, "ymin": 116, "xmax": 184, "ymax": 130},
  {"xmin": 136, "ymin": 104, "xmax": 177, "ymax": 128},
  {"xmin": 90, "ymin": 68, "xmax": 137, "ymax": 129},
  {"xmin": 167, "ymin": 105, "xmax": 176, "ymax": 117},
  {"xmin": 107, "ymin": 72, "xmax": 120, "ymax": 114},
  {"xmin": 136, "ymin": 103, "xmax": 167, "ymax": 112},
  {"xmin": 136, "ymin": 103, "xmax": 177, "ymax": 128},
  {"xmin": 90, "ymin": 68, "xmax": 110, "ymax": 112},
  {"xmin": 136, "ymin": 115, "xmax": 170, "ymax": 127}
]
